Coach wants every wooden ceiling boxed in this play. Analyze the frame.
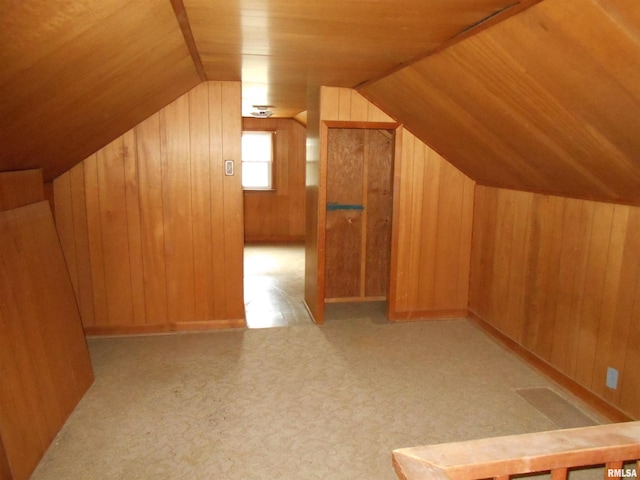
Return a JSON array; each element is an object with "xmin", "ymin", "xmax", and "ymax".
[
  {"xmin": 361, "ymin": 0, "xmax": 640, "ymax": 204},
  {"xmin": 1, "ymin": 0, "xmax": 639, "ymax": 204}
]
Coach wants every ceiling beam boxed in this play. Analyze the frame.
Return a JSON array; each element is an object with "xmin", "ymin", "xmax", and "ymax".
[{"xmin": 170, "ymin": 0, "xmax": 207, "ymax": 82}]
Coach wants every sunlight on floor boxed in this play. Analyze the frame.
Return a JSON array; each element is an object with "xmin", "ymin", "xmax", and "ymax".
[{"xmin": 243, "ymin": 243, "xmax": 312, "ymax": 328}]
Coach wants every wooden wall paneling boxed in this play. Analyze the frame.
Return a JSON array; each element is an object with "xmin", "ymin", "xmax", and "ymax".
[
  {"xmin": 406, "ymin": 136, "xmax": 426, "ymax": 310},
  {"xmin": 303, "ymin": 87, "xmax": 326, "ymax": 322},
  {"xmin": 83, "ymin": 153, "xmax": 109, "ymax": 327},
  {"xmin": 221, "ymin": 82, "xmax": 245, "ymax": 321},
  {"xmin": 364, "ymin": 129, "xmax": 393, "ymax": 297},
  {"xmin": 161, "ymin": 95, "xmax": 196, "ymax": 324},
  {"xmin": 208, "ymin": 83, "xmax": 228, "ymax": 319},
  {"xmin": 242, "ymin": 117, "xmax": 307, "ymax": 241},
  {"xmin": 414, "ymin": 143, "xmax": 440, "ymax": 310},
  {"xmin": 97, "ymin": 136, "xmax": 134, "ymax": 326},
  {"xmin": 122, "ymin": 130, "xmax": 146, "ymax": 325},
  {"xmin": 621, "ymin": 246, "xmax": 640, "ymax": 418},
  {"xmin": 0, "ymin": 436, "xmax": 10, "ymax": 480},
  {"xmin": 69, "ymin": 163, "xmax": 95, "ymax": 327},
  {"xmin": 390, "ymin": 128, "xmax": 413, "ymax": 313},
  {"xmin": 189, "ymin": 84, "xmax": 214, "ymax": 321},
  {"xmin": 0, "ymin": 169, "xmax": 44, "ymax": 212},
  {"xmin": 549, "ymin": 197, "xmax": 586, "ymax": 375},
  {"xmin": 504, "ymin": 191, "xmax": 532, "ymax": 343},
  {"xmin": 136, "ymin": 112, "xmax": 169, "ymax": 325},
  {"xmin": 457, "ymin": 176, "xmax": 475, "ymax": 307},
  {"xmin": 0, "ymin": 202, "xmax": 92, "ymax": 480},
  {"xmin": 593, "ymin": 205, "xmax": 635, "ymax": 403},
  {"xmin": 574, "ymin": 202, "xmax": 614, "ymax": 388},
  {"xmin": 53, "ymin": 172, "xmax": 79, "ymax": 298},
  {"xmin": 433, "ymin": 157, "xmax": 467, "ymax": 309},
  {"xmin": 470, "ymin": 186, "xmax": 640, "ymax": 419}
]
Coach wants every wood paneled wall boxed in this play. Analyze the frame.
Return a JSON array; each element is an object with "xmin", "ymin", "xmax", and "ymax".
[
  {"xmin": 390, "ymin": 129, "xmax": 475, "ymax": 319},
  {"xmin": 243, "ymin": 117, "xmax": 306, "ymax": 242},
  {"xmin": 305, "ymin": 87, "xmax": 475, "ymax": 322},
  {"xmin": 54, "ymin": 82, "xmax": 245, "ymax": 335},
  {"xmin": 0, "ymin": 202, "xmax": 93, "ymax": 480},
  {"xmin": 470, "ymin": 186, "xmax": 640, "ymax": 419}
]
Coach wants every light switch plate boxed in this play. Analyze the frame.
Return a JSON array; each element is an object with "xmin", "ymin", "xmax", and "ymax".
[{"xmin": 224, "ymin": 159, "xmax": 234, "ymax": 176}]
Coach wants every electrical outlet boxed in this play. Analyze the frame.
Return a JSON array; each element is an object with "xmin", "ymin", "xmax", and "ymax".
[{"xmin": 606, "ymin": 367, "xmax": 619, "ymax": 390}]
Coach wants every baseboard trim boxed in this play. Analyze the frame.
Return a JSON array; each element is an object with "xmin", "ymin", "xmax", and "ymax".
[
  {"xmin": 85, "ymin": 318, "xmax": 246, "ymax": 336},
  {"xmin": 388, "ymin": 309, "xmax": 469, "ymax": 322},
  {"xmin": 467, "ymin": 310, "xmax": 633, "ymax": 423},
  {"xmin": 244, "ymin": 235, "xmax": 305, "ymax": 243}
]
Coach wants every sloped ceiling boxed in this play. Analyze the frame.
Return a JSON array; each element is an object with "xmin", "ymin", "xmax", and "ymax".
[
  {"xmin": 360, "ymin": 0, "xmax": 640, "ymax": 204},
  {"xmin": 1, "ymin": 0, "xmax": 639, "ymax": 205},
  {"xmin": 0, "ymin": 0, "xmax": 533, "ymax": 182}
]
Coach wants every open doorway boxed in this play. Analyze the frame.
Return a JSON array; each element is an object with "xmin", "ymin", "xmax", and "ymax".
[
  {"xmin": 241, "ymin": 117, "xmax": 310, "ymax": 328},
  {"xmin": 243, "ymin": 243, "xmax": 311, "ymax": 328}
]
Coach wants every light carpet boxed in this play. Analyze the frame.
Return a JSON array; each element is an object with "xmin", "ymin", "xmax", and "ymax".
[{"xmin": 32, "ymin": 317, "xmax": 604, "ymax": 480}]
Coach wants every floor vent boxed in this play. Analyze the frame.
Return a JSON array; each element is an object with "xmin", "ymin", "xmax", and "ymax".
[{"xmin": 517, "ymin": 387, "xmax": 597, "ymax": 429}]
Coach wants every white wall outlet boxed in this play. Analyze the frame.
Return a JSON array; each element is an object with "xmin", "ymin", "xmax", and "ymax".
[{"xmin": 606, "ymin": 367, "xmax": 619, "ymax": 389}]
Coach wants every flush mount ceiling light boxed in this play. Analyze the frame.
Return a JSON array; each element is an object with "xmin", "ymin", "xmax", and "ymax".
[{"xmin": 250, "ymin": 105, "xmax": 274, "ymax": 118}]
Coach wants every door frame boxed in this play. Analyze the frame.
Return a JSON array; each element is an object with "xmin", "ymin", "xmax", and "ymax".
[{"xmin": 306, "ymin": 120, "xmax": 401, "ymax": 324}]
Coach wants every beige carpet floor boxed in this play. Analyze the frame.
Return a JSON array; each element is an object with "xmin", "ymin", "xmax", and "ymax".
[{"xmin": 32, "ymin": 315, "xmax": 605, "ymax": 480}]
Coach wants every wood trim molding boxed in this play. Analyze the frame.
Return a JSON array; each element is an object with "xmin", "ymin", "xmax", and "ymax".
[
  {"xmin": 170, "ymin": 0, "xmax": 207, "ymax": 81},
  {"xmin": 244, "ymin": 235, "xmax": 305, "ymax": 243},
  {"xmin": 388, "ymin": 309, "xmax": 470, "ymax": 322},
  {"xmin": 323, "ymin": 120, "xmax": 399, "ymax": 130},
  {"xmin": 85, "ymin": 318, "xmax": 246, "ymax": 336},
  {"xmin": 468, "ymin": 310, "xmax": 634, "ymax": 422}
]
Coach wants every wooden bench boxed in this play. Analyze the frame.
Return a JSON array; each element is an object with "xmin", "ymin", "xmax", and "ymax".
[{"xmin": 393, "ymin": 422, "xmax": 640, "ymax": 480}]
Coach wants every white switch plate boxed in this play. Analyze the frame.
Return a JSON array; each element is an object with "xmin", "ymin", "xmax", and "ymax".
[{"xmin": 224, "ymin": 159, "xmax": 234, "ymax": 176}]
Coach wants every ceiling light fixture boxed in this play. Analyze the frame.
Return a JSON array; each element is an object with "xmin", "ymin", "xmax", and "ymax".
[{"xmin": 250, "ymin": 105, "xmax": 274, "ymax": 118}]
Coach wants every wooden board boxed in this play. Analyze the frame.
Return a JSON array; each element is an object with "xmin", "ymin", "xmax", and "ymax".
[
  {"xmin": 365, "ymin": 130, "xmax": 394, "ymax": 297},
  {"xmin": 0, "ymin": 202, "xmax": 93, "ymax": 480}
]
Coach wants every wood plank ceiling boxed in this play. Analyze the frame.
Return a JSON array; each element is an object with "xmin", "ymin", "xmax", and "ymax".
[
  {"xmin": 360, "ymin": 0, "xmax": 640, "ymax": 204},
  {"xmin": 1, "ymin": 0, "xmax": 639, "ymax": 204}
]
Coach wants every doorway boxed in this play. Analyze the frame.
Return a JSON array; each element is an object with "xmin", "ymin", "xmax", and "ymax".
[{"xmin": 243, "ymin": 242, "xmax": 311, "ymax": 328}]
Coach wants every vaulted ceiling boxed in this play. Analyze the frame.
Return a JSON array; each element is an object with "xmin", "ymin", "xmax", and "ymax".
[{"xmin": 1, "ymin": 0, "xmax": 639, "ymax": 204}]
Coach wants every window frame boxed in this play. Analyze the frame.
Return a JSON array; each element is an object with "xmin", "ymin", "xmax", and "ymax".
[{"xmin": 241, "ymin": 130, "xmax": 276, "ymax": 191}]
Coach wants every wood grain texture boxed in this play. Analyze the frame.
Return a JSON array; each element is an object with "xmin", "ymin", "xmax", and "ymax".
[
  {"xmin": 0, "ymin": 169, "xmax": 44, "ymax": 212},
  {"xmin": 393, "ymin": 421, "xmax": 640, "ymax": 480},
  {"xmin": 308, "ymin": 87, "xmax": 473, "ymax": 319},
  {"xmin": 0, "ymin": 202, "xmax": 93, "ymax": 480},
  {"xmin": 0, "ymin": 0, "xmax": 201, "ymax": 182},
  {"xmin": 360, "ymin": 0, "xmax": 640, "ymax": 205},
  {"xmin": 242, "ymin": 117, "xmax": 306, "ymax": 242},
  {"xmin": 470, "ymin": 186, "xmax": 640, "ymax": 419},
  {"xmin": 53, "ymin": 82, "xmax": 245, "ymax": 334},
  {"xmin": 389, "ymin": 129, "xmax": 475, "ymax": 318}
]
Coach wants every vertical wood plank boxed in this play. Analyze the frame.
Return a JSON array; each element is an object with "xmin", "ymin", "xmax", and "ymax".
[
  {"xmin": 83, "ymin": 153, "xmax": 109, "ymax": 326},
  {"xmin": 209, "ymin": 82, "xmax": 227, "ymax": 319},
  {"xmin": 189, "ymin": 83, "xmax": 214, "ymax": 321},
  {"xmin": 575, "ymin": 202, "xmax": 614, "ymax": 387},
  {"xmin": 221, "ymin": 81, "xmax": 245, "ymax": 320},
  {"xmin": 136, "ymin": 112, "xmax": 169, "ymax": 325},
  {"xmin": 407, "ymin": 137, "xmax": 425, "ymax": 310},
  {"xmin": 97, "ymin": 136, "xmax": 134, "ymax": 326},
  {"xmin": 53, "ymin": 172, "xmax": 79, "ymax": 298},
  {"xmin": 416, "ymin": 145, "xmax": 441, "ymax": 309},
  {"xmin": 69, "ymin": 162, "xmax": 95, "ymax": 327},
  {"xmin": 161, "ymin": 95, "xmax": 196, "ymax": 323},
  {"xmin": 123, "ymin": 129, "xmax": 146, "ymax": 325}
]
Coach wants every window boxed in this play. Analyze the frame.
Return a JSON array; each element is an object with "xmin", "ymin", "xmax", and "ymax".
[{"xmin": 242, "ymin": 131, "xmax": 274, "ymax": 190}]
